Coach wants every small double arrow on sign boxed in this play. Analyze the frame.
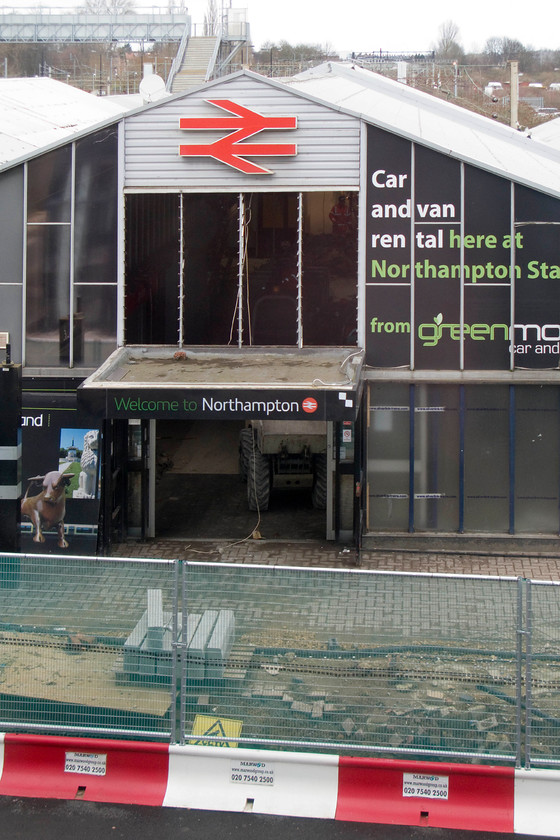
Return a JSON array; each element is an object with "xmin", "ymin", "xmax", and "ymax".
[{"xmin": 179, "ymin": 99, "xmax": 297, "ymax": 174}]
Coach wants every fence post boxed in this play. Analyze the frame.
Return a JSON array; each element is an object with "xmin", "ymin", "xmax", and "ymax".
[
  {"xmin": 169, "ymin": 559, "xmax": 180, "ymax": 744},
  {"xmin": 524, "ymin": 579, "xmax": 533, "ymax": 769},
  {"xmin": 515, "ymin": 577, "xmax": 525, "ymax": 767},
  {"xmin": 179, "ymin": 560, "xmax": 189, "ymax": 745}
]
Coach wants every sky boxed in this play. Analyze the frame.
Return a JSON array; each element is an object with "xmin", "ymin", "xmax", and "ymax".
[
  {"xmin": 180, "ymin": 0, "xmax": 558, "ymax": 55},
  {"xmin": 1, "ymin": 0, "xmax": 557, "ymax": 55}
]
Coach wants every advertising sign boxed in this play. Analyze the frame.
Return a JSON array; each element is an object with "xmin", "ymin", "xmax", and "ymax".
[
  {"xmin": 21, "ymin": 378, "xmax": 102, "ymax": 555},
  {"xmin": 366, "ymin": 124, "xmax": 560, "ymax": 370},
  {"xmin": 79, "ymin": 386, "xmax": 358, "ymax": 422}
]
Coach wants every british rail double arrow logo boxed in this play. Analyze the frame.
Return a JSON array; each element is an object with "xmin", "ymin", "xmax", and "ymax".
[{"xmin": 179, "ymin": 99, "xmax": 297, "ymax": 175}]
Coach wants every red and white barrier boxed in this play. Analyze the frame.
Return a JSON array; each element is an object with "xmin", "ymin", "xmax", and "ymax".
[
  {"xmin": 0, "ymin": 733, "xmax": 559, "ymax": 837},
  {"xmin": 336, "ymin": 756, "xmax": 515, "ymax": 833},
  {"xmin": 164, "ymin": 745, "xmax": 339, "ymax": 818},
  {"xmin": 515, "ymin": 768, "xmax": 560, "ymax": 838},
  {"xmin": 0, "ymin": 733, "xmax": 169, "ymax": 805}
]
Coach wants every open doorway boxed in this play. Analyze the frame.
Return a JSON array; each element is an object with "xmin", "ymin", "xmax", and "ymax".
[{"xmin": 154, "ymin": 419, "xmax": 326, "ymax": 541}]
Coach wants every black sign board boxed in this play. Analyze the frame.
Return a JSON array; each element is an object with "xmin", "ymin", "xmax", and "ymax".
[
  {"xmin": 366, "ymin": 124, "xmax": 560, "ymax": 370},
  {"xmin": 78, "ymin": 385, "xmax": 360, "ymax": 422},
  {"xmin": 21, "ymin": 378, "xmax": 102, "ymax": 555}
]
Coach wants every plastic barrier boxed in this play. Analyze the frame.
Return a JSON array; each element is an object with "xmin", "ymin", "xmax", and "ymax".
[
  {"xmin": 1, "ymin": 732, "xmax": 560, "ymax": 838},
  {"xmin": 514, "ymin": 769, "xmax": 560, "ymax": 838},
  {"xmin": 164, "ymin": 744, "xmax": 339, "ymax": 818},
  {"xmin": 0, "ymin": 733, "xmax": 169, "ymax": 805},
  {"xmin": 336, "ymin": 756, "xmax": 515, "ymax": 833}
]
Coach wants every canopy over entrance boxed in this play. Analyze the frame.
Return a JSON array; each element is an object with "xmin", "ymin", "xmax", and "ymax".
[{"xmin": 78, "ymin": 346, "xmax": 364, "ymax": 421}]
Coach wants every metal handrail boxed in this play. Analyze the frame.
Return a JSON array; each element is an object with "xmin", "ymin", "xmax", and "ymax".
[{"xmin": 165, "ymin": 22, "xmax": 190, "ymax": 92}]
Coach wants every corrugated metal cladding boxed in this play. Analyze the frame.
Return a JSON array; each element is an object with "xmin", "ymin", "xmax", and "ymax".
[{"xmin": 124, "ymin": 73, "xmax": 361, "ymax": 191}]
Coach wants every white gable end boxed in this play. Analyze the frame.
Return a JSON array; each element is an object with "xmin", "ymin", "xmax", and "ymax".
[{"xmin": 123, "ymin": 73, "xmax": 360, "ymax": 191}]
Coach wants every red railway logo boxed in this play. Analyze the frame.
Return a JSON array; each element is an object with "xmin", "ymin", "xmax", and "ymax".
[
  {"xmin": 179, "ymin": 99, "xmax": 297, "ymax": 175},
  {"xmin": 302, "ymin": 397, "xmax": 318, "ymax": 414}
]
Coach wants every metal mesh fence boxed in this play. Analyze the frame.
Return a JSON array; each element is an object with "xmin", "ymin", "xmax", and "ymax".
[
  {"xmin": 526, "ymin": 581, "xmax": 560, "ymax": 767},
  {"xmin": 181, "ymin": 565, "xmax": 521, "ymax": 763},
  {"xmin": 0, "ymin": 554, "xmax": 177, "ymax": 739},
  {"xmin": 4, "ymin": 555, "xmax": 558, "ymax": 766}
]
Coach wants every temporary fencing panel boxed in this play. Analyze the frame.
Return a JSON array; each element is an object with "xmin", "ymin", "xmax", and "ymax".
[
  {"xmin": 0, "ymin": 554, "xmax": 558, "ymax": 769},
  {"xmin": 0, "ymin": 554, "xmax": 178, "ymax": 739}
]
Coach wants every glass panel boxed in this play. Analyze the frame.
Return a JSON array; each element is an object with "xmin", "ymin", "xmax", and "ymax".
[
  {"xmin": 27, "ymin": 146, "xmax": 72, "ymax": 223},
  {"xmin": 514, "ymin": 223, "xmax": 560, "ymax": 370},
  {"xmin": 25, "ymin": 224, "xmax": 71, "ymax": 366},
  {"xmin": 74, "ymin": 128, "xmax": 118, "ymax": 284},
  {"xmin": 0, "ymin": 166, "xmax": 24, "ymax": 285},
  {"xmin": 125, "ymin": 194, "xmax": 180, "ymax": 345},
  {"xmin": 73, "ymin": 285, "xmax": 117, "ymax": 368},
  {"xmin": 245, "ymin": 193, "xmax": 298, "ymax": 346},
  {"xmin": 464, "ymin": 386, "xmax": 509, "ymax": 532},
  {"xmin": 183, "ymin": 194, "xmax": 239, "ymax": 345},
  {"xmin": 413, "ymin": 148, "xmax": 461, "ymax": 370},
  {"xmin": 0, "ymin": 285, "xmax": 23, "ymax": 363},
  {"xmin": 302, "ymin": 192, "xmax": 358, "ymax": 346},
  {"xmin": 413, "ymin": 386, "xmax": 459, "ymax": 532},
  {"xmin": 367, "ymin": 383, "xmax": 410, "ymax": 531},
  {"xmin": 515, "ymin": 386, "xmax": 559, "ymax": 534}
]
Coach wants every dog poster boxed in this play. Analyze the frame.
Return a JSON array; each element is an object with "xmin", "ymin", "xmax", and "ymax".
[{"xmin": 21, "ymin": 389, "xmax": 102, "ymax": 555}]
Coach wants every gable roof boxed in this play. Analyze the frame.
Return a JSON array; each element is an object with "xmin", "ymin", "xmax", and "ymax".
[
  {"xmin": 2, "ymin": 68, "xmax": 560, "ymax": 202},
  {"xmin": 284, "ymin": 63, "xmax": 560, "ymax": 199},
  {"xmin": 530, "ymin": 117, "xmax": 560, "ymax": 151},
  {"xmin": 0, "ymin": 77, "xmax": 133, "ymax": 172}
]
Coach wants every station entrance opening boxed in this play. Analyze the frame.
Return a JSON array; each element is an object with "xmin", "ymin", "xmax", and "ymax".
[
  {"xmin": 78, "ymin": 346, "xmax": 364, "ymax": 551},
  {"xmin": 153, "ymin": 418, "xmax": 326, "ymax": 541}
]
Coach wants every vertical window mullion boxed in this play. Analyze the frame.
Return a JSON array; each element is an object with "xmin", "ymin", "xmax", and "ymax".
[
  {"xmin": 509, "ymin": 384, "xmax": 516, "ymax": 534},
  {"xmin": 460, "ymin": 163, "xmax": 465, "ymax": 371},
  {"xmin": 238, "ymin": 193, "xmax": 244, "ymax": 348},
  {"xmin": 510, "ymin": 182, "xmax": 516, "ymax": 372},
  {"xmin": 409, "ymin": 383, "xmax": 415, "ymax": 532},
  {"xmin": 179, "ymin": 192, "xmax": 184, "ymax": 347},
  {"xmin": 22, "ymin": 162, "xmax": 28, "ymax": 368},
  {"xmin": 69, "ymin": 142, "xmax": 76, "ymax": 367},
  {"xmin": 410, "ymin": 145, "xmax": 415, "ymax": 370},
  {"xmin": 297, "ymin": 192, "xmax": 303, "ymax": 348},
  {"xmin": 459, "ymin": 385, "xmax": 465, "ymax": 532}
]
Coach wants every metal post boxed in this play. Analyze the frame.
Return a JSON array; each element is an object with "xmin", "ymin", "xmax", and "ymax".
[
  {"xmin": 525, "ymin": 580, "xmax": 533, "ymax": 769},
  {"xmin": 408, "ymin": 383, "xmax": 415, "ymax": 532},
  {"xmin": 509, "ymin": 60, "xmax": 519, "ymax": 129},
  {"xmin": 515, "ymin": 577, "xmax": 524, "ymax": 768},
  {"xmin": 169, "ymin": 559, "xmax": 179, "ymax": 742},
  {"xmin": 179, "ymin": 560, "xmax": 188, "ymax": 744},
  {"xmin": 509, "ymin": 386, "xmax": 515, "ymax": 534}
]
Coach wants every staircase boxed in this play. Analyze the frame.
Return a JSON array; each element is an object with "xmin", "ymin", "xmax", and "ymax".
[{"xmin": 169, "ymin": 36, "xmax": 219, "ymax": 93}]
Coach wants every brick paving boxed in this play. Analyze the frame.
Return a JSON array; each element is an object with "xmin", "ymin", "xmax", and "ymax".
[{"xmin": 110, "ymin": 536, "xmax": 560, "ymax": 582}]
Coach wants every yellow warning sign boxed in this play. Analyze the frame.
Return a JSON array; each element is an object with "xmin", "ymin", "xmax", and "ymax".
[{"xmin": 190, "ymin": 714, "xmax": 243, "ymax": 748}]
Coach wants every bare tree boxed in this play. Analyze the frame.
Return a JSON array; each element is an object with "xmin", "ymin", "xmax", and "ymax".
[
  {"xmin": 83, "ymin": 0, "xmax": 135, "ymax": 14},
  {"xmin": 204, "ymin": 0, "xmax": 219, "ymax": 36},
  {"xmin": 434, "ymin": 20, "xmax": 464, "ymax": 61}
]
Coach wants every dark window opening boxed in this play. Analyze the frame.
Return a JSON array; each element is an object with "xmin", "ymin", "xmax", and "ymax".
[
  {"xmin": 125, "ymin": 191, "xmax": 358, "ymax": 348},
  {"xmin": 125, "ymin": 193, "xmax": 180, "ymax": 345}
]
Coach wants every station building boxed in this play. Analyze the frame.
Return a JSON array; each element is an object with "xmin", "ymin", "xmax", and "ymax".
[{"xmin": 2, "ymin": 64, "xmax": 560, "ymax": 554}]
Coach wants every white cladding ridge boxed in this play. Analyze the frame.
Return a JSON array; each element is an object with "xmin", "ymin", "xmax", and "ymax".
[
  {"xmin": 288, "ymin": 64, "xmax": 560, "ymax": 198},
  {"xmin": 123, "ymin": 75, "xmax": 360, "ymax": 190}
]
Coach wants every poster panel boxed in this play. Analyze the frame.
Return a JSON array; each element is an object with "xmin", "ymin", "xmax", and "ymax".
[
  {"xmin": 365, "ymin": 124, "xmax": 560, "ymax": 371},
  {"xmin": 513, "ymin": 184, "xmax": 560, "ymax": 368},
  {"xmin": 21, "ymin": 378, "xmax": 101, "ymax": 555}
]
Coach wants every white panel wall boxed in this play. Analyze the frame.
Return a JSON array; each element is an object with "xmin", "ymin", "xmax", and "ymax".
[{"xmin": 124, "ymin": 72, "xmax": 360, "ymax": 191}]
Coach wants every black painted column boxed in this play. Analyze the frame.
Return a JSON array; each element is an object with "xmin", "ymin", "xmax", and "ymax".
[{"xmin": 0, "ymin": 361, "xmax": 22, "ymax": 576}]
